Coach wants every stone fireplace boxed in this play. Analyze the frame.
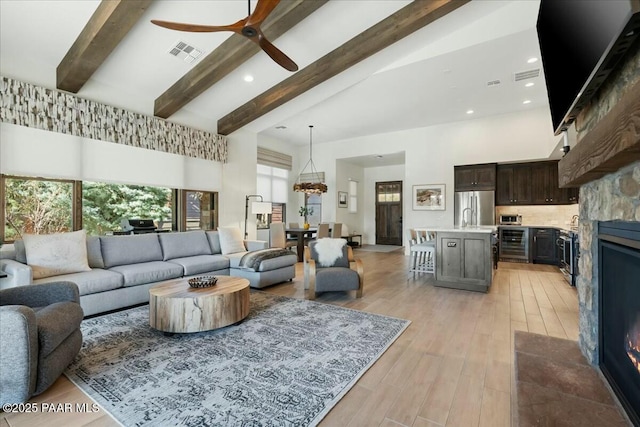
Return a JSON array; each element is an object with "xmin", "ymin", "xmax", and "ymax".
[{"xmin": 560, "ymin": 38, "xmax": 640, "ymax": 425}]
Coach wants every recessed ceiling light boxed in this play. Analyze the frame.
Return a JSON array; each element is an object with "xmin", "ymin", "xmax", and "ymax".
[
  {"xmin": 375, "ymin": 155, "xmax": 383, "ymax": 159},
  {"xmin": 275, "ymin": 125, "xmax": 287, "ymax": 130},
  {"xmin": 523, "ymin": 100, "xmax": 532, "ymax": 104},
  {"xmin": 244, "ymin": 75, "xmax": 254, "ymax": 82},
  {"xmin": 525, "ymin": 82, "xmax": 535, "ymax": 87},
  {"xmin": 527, "ymin": 57, "xmax": 538, "ymax": 63},
  {"xmin": 466, "ymin": 109, "xmax": 474, "ymax": 114}
]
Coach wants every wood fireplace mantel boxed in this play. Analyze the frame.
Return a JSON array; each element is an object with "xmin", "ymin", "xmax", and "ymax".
[{"xmin": 558, "ymin": 79, "xmax": 640, "ymax": 188}]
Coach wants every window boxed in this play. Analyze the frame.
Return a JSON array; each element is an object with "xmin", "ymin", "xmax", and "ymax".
[
  {"xmin": 377, "ymin": 182, "xmax": 401, "ymax": 202},
  {"xmin": 257, "ymin": 164, "xmax": 288, "ymax": 203},
  {"xmin": 178, "ymin": 190, "xmax": 218, "ymax": 231},
  {"xmin": 305, "ymin": 193, "xmax": 322, "ymax": 225},
  {"xmin": 349, "ymin": 180, "xmax": 358, "ymax": 213},
  {"xmin": 1, "ymin": 174, "xmax": 217, "ymax": 242},
  {"xmin": 257, "ymin": 164, "xmax": 289, "ymax": 228},
  {"xmin": 1, "ymin": 175, "xmax": 78, "ymax": 241},
  {"xmin": 82, "ymin": 182, "xmax": 172, "ymax": 235}
]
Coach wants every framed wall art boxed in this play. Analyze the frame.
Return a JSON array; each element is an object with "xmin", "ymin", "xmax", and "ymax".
[
  {"xmin": 413, "ymin": 184, "xmax": 445, "ymax": 210},
  {"xmin": 338, "ymin": 191, "xmax": 348, "ymax": 208}
]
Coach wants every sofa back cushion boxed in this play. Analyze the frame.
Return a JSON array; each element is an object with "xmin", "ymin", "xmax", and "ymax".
[
  {"xmin": 100, "ymin": 234, "xmax": 163, "ymax": 268},
  {"xmin": 13, "ymin": 239, "xmax": 27, "ymax": 264},
  {"xmin": 86, "ymin": 236, "xmax": 104, "ymax": 268},
  {"xmin": 23, "ymin": 230, "xmax": 92, "ymax": 279},
  {"xmin": 205, "ymin": 231, "xmax": 222, "ymax": 254},
  {"xmin": 217, "ymin": 227, "xmax": 246, "ymax": 255},
  {"xmin": 14, "ymin": 237, "xmax": 104, "ymax": 268},
  {"xmin": 158, "ymin": 231, "xmax": 212, "ymax": 260}
]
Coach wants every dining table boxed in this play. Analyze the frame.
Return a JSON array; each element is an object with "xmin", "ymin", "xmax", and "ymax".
[{"xmin": 285, "ymin": 227, "xmax": 317, "ymax": 262}]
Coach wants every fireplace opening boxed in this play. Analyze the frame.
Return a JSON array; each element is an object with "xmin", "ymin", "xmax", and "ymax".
[{"xmin": 598, "ymin": 221, "xmax": 640, "ymax": 426}]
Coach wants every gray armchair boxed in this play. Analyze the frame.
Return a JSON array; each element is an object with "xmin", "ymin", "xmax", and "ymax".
[
  {"xmin": 0, "ymin": 281, "xmax": 83, "ymax": 405},
  {"xmin": 304, "ymin": 239, "xmax": 364, "ymax": 300}
]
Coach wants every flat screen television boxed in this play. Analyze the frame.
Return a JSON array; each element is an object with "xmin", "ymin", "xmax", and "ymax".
[{"xmin": 537, "ymin": 0, "xmax": 640, "ymax": 135}]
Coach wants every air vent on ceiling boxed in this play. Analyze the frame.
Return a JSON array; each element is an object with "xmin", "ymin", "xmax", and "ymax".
[
  {"xmin": 487, "ymin": 79, "xmax": 501, "ymax": 87},
  {"xmin": 514, "ymin": 68, "xmax": 540, "ymax": 81},
  {"xmin": 168, "ymin": 40, "xmax": 203, "ymax": 64}
]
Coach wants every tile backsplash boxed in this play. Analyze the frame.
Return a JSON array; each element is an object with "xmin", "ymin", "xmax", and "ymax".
[{"xmin": 495, "ymin": 204, "xmax": 579, "ymax": 227}]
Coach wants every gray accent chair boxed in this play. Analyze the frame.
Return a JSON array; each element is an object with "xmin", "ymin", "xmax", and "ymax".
[
  {"xmin": 304, "ymin": 240, "xmax": 364, "ymax": 300},
  {"xmin": 0, "ymin": 281, "xmax": 83, "ymax": 405}
]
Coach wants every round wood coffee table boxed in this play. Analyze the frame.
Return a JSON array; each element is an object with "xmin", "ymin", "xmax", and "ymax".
[{"xmin": 149, "ymin": 276, "xmax": 250, "ymax": 333}]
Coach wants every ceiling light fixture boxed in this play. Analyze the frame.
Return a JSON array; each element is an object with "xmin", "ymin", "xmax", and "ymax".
[
  {"xmin": 523, "ymin": 100, "xmax": 532, "ymax": 104},
  {"xmin": 527, "ymin": 57, "xmax": 539, "ymax": 63},
  {"xmin": 466, "ymin": 109, "xmax": 474, "ymax": 114},
  {"xmin": 525, "ymin": 82, "xmax": 535, "ymax": 87},
  {"xmin": 244, "ymin": 75, "xmax": 254, "ymax": 82},
  {"xmin": 293, "ymin": 125, "xmax": 327, "ymax": 194}
]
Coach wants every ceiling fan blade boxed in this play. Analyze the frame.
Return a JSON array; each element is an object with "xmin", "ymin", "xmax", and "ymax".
[
  {"xmin": 246, "ymin": 0, "xmax": 281, "ymax": 27},
  {"xmin": 258, "ymin": 33, "xmax": 298, "ymax": 71},
  {"xmin": 151, "ymin": 19, "xmax": 245, "ymax": 34}
]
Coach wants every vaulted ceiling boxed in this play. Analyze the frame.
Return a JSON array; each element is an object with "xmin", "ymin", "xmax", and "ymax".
[{"xmin": 0, "ymin": 0, "xmax": 548, "ymax": 146}]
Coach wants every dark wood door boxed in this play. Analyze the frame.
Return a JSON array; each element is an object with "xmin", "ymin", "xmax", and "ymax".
[
  {"xmin": 454, "ymin": 167, "xmax": 477, "ymax": 191},
  {"xmin": 512, "ymin": 164, "xmax": 532, "ymax": 204},
  {"xmin": 375, "ymin": 181, "xmax": 402, "ymax": 245},
  {"xmin": 531, "ymin": 228, "xmax": 558, "ymax": 265},
  {"xmin": 496, "ymin": 165, "xmax": 513, "ymax": 205},
  {"xmin": 530, "ymin": 163, "xmax": 551, "ymax": 204}
]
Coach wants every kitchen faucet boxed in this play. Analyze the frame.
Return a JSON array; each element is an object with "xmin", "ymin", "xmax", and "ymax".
[
  {"xmin": 462, "ymin": 207, "xmax": 474, "ymax": 227},
  {"xmin": 571, "ymin": 215, "xmax": 579, "ymax": 229}
]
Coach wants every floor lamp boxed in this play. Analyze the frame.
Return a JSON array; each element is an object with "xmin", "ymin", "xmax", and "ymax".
[{"xmin": 244, "ymin": 195, "xmax": 272, "ymax": 239}]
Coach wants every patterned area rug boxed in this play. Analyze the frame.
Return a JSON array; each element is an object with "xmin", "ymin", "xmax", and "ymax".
[{"xmin": 66, "ymin": 292, "xmax": 410, "ymax": 426}]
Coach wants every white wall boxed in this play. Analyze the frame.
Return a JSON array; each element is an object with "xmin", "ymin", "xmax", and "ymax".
[
  {"xmin": 336, "ymin": 159, "xmax": 364, "ymax": 236},
  {"xmin": 299, "ymin": 107, "xmax": 557, "ymax": 249}
]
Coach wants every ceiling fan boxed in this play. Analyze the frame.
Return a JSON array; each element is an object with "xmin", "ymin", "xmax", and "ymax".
[{"xmin": 151, "ymin": 0, "xmax": 298, "ymax": 71}]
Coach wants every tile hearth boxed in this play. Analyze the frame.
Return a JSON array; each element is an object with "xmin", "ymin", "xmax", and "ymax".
[{"xmin": 515, "ymin": 331, "xmax": 630, "ymax": 426}]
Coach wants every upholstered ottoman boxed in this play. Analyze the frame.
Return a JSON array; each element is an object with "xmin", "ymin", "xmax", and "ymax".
[{"xmin": 226, "ymin": 249, "xmax": 298, "ymax": 289}]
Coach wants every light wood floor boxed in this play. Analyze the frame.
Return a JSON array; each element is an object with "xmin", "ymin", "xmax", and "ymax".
[{"xmin": 1, "ymin": 251, "xmax": 579, "ymax": 427}]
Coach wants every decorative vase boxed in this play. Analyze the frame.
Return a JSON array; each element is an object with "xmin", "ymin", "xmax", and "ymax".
[{"xmin": 304, "ymin": 223, "xmax": 310, "ymax": 230}]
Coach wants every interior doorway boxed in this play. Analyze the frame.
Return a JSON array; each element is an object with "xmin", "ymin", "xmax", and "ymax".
[{"xmin": 375, "ymin": 181, "xmax": 403, "ymax": 245}]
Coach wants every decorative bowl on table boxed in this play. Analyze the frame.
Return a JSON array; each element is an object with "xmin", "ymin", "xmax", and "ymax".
[{"xmin": 188, "ymin": 276, "xmax": 217, "ymax": 288}]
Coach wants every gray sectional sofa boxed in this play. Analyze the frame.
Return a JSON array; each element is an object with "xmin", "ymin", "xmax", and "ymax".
[{"xmin": 0, "ymin": 230, "xmax": 297, "ymax": 316}]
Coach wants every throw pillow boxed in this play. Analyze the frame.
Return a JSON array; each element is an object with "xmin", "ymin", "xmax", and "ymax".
[
  {"xmin": 218, "ymin": 226, "xmax": 246, "ymax": 255},
  {"xmin": 23, "ymin": 230, "xmax": 91, "ymax": 279}
]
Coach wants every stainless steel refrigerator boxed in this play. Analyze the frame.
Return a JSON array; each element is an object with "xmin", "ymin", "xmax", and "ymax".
[{"xmin": 454, "ymin": 191, "xmax": 495, "ymax": 227}]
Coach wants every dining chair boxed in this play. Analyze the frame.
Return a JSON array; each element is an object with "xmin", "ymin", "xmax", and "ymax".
[
  {"xmin": 269, "ymin": 222, "xmax": 296, "ymax": 251},
  {"xmin": 316, "ymin": 223, "xmax": 330, "ymax": 238},
  {"xmin": 331, "ymin": 223, "xmax": 342, "ymax": 238},
  {"xmin": 289, "ymin": 222, "xmax": 300, "ymax": 229}
]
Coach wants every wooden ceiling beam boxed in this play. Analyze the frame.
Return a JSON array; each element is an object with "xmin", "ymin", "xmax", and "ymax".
[
  {"xmin": 154, "ymin": 0, "xmax": 328, "ymax": 119},
  {"xmin": 56, "ymin": 0, "xmax": 153, "ymax": 93},
  {"xmin": 217, "ymin": 0, "xmax": 470, "ymax": 136}
]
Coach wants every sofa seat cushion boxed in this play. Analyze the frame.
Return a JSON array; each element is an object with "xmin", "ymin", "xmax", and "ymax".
[
  {"xmin": 159, "ymin": 231, "xmax": 212, "ymax": 260},
  {"xmin": 34, "ymin": 301, "xmax": 83, "ymax": 358},
  {"xmin": 226, "ymin": 252, "xmax": 297, "ymax": 272},
  {"xmin": 166, "ymin": 255, "xmax": 229, "ymax": 276},
  {"xmin": 315, "ymin": 267, "xmax": 360, "ymax": 292},
  {"xmin": 34, "ymin": 269, "xmax": 124, "ymax": 296},
  {"xmin": 109, "ymin": 261, "xmax": 183, "ymax": 287},
  {"xmin": 100, "ymin": 234, "xmax": 163, "ymax": 268}
]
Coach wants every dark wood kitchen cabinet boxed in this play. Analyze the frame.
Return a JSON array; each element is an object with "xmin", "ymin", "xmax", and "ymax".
[
  {"xmin": 496, "ymin": 164, "xmax": 532, "ymax": 205},
  {"xmin": 531, "ymin": 161, "xmax": 578, "ymax": 204},
  {"xmin": 530, "ymin": 228, "xmax": 558, "ymax": 265},
  {"xmin": 454, "ymin": 163, "xmax": 496, "ymax": 191}
]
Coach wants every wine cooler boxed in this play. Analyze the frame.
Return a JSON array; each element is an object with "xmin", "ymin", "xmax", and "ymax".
[{"xmin": 499, "ymin": 227, "xmax": 529, "ymax": 262}]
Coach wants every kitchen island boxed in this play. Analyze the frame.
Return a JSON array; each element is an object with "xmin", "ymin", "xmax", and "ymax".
[{"xmin": 416, "ymin": 227, "xmax": 496, "ymax": 293}]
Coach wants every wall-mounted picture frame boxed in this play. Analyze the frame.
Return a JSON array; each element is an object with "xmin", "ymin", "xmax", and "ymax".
[
  {"xmin": 413, "ymin": 184, "xmax": 445, "ymax": 211},
  {"xmin": 338, "ymin": 191, "xmax": 348, "ymax": 208}
]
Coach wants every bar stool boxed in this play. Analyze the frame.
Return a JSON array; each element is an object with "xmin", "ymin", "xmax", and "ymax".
[{"xmin": 408, "ymin": 229, "xmax": 436, "ymax": 278}]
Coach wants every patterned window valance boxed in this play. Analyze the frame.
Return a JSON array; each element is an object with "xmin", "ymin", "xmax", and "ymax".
[{"xmin": 0, "ymin": 77, "xmax": 227, "ymax": 163}]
